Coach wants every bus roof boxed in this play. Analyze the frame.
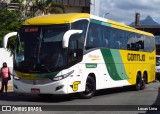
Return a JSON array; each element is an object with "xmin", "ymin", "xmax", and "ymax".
[
  {"xmin": 107, "ymin": 19, "xmax": 154, "ymax": 37},
  {"xmin": 90, "ymin": 15, "xmax": 154, "ymax": 37},
  {"xmin": 23, "ymin": 13, "xmax": 90, "ymax": 25},
  {"xmin": 23, "ymin": 13, "xmax": 154, "ymax": 37}
]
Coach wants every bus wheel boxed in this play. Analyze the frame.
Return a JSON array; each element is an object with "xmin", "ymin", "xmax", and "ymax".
[
  {"xmin": 38, "ymin": 94, "xmax": 53, "ymax": 98},
  {"xmin": 134, "ymin": 74, "xmax": 142, "ymax": 91},
  {"xmin": 140, "ymin": 77, "xmax": 146, "ymax": 90},
  {"xmin": 79, "ymin": 76, "xmax": 96, "ymax": 99}
]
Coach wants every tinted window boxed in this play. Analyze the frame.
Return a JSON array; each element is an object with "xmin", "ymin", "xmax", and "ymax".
[
  {"xmin": 71, "ymin": 19, "xmax": 89, "ymax": 50},
  {"xmin": 85, "ymin": 19, "xmax": 155, "ymax": 52}
]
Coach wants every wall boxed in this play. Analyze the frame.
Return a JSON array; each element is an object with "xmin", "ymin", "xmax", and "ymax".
[{"xmin": 0, "ymin": 48, "xmax": 13, "ymax": 91}]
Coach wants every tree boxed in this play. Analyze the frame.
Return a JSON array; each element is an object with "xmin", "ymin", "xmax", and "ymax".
[
  {"xmin": 35, "ymin": 0, "xmax": 65, "ymax": 16},
  {"xmin": 10, "ymin": 0, "xmax": 65, "ymax": 18},
  {"xmin": 0, "ymin": 8, "xmax": 23, "ymax": 50}
]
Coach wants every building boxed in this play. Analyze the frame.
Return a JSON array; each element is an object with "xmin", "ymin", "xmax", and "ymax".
[
  {"xmin": 55, "ymin": 0, "xmax": 90, "ymax": 13},
  {"xmin": 2, "ymin": 0, "xmax": 100, "ymax": 15},
  {"xmin": 131, "ymin": 12, "xmax": 160, "ymax": 36},
  {"xmin": 130, "ymin": 13, "xmax": 160, "ymax": 55},
  {"xmin": 7, "ymin": 2, "xmax": 20, "ymax": 11},
  {"xmin": 1, "ymin": 0, "xmax": 90, "ymax": 13}
]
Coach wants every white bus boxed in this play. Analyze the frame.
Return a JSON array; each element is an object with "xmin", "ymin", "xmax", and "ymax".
[{"xmin": 13, "ymin": 13, "xmax": 155, "ymax": 98}]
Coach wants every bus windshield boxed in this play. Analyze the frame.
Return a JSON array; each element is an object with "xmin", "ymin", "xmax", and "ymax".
[{"xmin": 15, "ymin": 25, "xmax": 69, "ymax": 73}]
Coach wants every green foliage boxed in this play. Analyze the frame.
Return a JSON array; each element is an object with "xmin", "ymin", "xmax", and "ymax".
[
  {"xmin": 0, "ymin": 8, "xmax": 23, "ymax": 50},
  {"xmin": 36, "ymin": 0, "xmax": 65, "ymax": 15},
  {"xmin": 0, "ymin": 0, "xmax": 65, "ymax": 50},
  {"xmin": 49, "ymin": 2, "xmax": 65, "ymax": 14}
]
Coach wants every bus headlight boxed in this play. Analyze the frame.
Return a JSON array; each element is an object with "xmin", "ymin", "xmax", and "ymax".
[
  {"xmin": 52, "ymin": 70, "xmax": 74, "ymax": 81},
  {"xmin": 13, "ymin": 72, "xmax": 21, "ymax": 80}
]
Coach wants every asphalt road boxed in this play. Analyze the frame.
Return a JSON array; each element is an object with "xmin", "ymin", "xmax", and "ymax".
[{"xmin": 0, "ymin": 81, "xmax": 160, "ymax": 114}]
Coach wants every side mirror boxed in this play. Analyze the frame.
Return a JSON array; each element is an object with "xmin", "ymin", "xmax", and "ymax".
[
  {"xmin": 3, "ymin": 32, "xmax": 17, "ymax": 48},
  {"xmin": 63, "ymin": 30, "xmax": 82, "ymax": 48}
]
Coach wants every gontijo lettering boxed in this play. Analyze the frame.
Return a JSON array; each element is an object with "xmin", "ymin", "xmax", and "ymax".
[{"xmin": 127, "ymin": 53, "xmax": 145, "ymax": 61}]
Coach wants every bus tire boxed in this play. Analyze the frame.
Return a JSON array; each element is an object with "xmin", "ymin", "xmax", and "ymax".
[
  {"xmin": 140, "ymin": 77, "xmax": 146, "ymax": 90},
  {"xmin": 79, "ymin": 76, "xmax": 96, "ymax": 99},
  {"xmin": 156, "ymin": 74, "xmax": 160, "ymax": 82},
  {"xmin": 134, "ymin": 73, "xmax": 142, "ymax": 91}
]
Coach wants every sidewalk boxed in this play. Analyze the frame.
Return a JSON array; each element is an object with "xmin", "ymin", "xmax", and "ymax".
[
  {"xmin": 0, "ymin": 79, "xmax": 13, "ymax": 91},
  {"xmin": 8, "ymin": 84, "xmax": 13, "ymax": 91},
  {"xmin": 0, "ymin": 84, "xmax": 13, "ymax": 91}
]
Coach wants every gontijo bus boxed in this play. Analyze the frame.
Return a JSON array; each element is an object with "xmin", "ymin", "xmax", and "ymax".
[{"xmin": 13, "ymin": 13, "xmax": 155, "ymax": 98}]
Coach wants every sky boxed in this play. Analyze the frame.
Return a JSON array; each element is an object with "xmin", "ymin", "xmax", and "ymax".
[{"xmin": 99, "ymin": 0, "xmax": 160, "ymax": 25}]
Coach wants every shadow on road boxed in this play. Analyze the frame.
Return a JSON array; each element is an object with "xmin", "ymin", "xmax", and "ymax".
[
  {"xmin": 0, "ymin": 92, "xmax": 78, "ymax": 103},
  {"xmin": 143, "ymin": 86, "xmax": 160, "ymax": 114},
  {"xmin": 0, "ymin": 86, "xmax": 133, "ymax": 103},
  {"xmin": 95, "ymin": 86, "xmax": 132, "ymax": 97}
]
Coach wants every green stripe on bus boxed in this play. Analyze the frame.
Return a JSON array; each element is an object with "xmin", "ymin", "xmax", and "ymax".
[
  {"xmin": 91, "ymin": 19, "xmax": 111, "ymax": 27},
  {"xmin": 101, "ymin": 22, "xmax": 111, "ymax": 27},
  {"xmin": 91, "ymin": 19, "xmax": 101, "ymax": 24},
  {"xmin": 110, "ymin": 50, "xmax": 129, "ymax": 80},
  {"xmin": 101, "ymin": 49, "xmax": 122, "ymax": 80}
]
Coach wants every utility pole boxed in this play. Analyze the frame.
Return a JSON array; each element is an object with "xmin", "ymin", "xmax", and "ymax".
[{"xmin": 103, "ymin": 13, "xmax": 110, "ymax": 18}]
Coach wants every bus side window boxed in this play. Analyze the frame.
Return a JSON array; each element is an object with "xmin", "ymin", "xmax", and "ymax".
[
  {"xmin": 110, "ymin": 29, "xmax": 116, "ymax": 48},
  {"xmin": 71, "ymin": 19, "xmax": 88, "ymax": 45},
  {"xmin": 86, "ymin": 26, "xmax": 96, "ymax": 49},
  {"xmin": 86, "ymin": 22, "xmax": 105, "ymax": 49},
  {"xmin": 102, "ymin": 27, "xmax": 110, "ymax": 48},
  {"xmin": 96, "ymin": 28, "xmax": 103, "ymax": 47},
  {"xmin": 144, "ymin": 36, "xmax": 154, "ymax": 52},
  {"xmin": 104, "ymin": 38, "xmax": 108, "ymax": 47},
  {"xmin": 127, "ymin": 33, "xmax": 137, "ymax": 50}
]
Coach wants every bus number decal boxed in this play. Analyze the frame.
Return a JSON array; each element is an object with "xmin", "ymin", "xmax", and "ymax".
[
  {"xmin": 71, "ymin": 81, "xmax": 81, "ymax": 92},
  {"xmin": 149, "ymin": 57, "xmax": 154, "ymax": 60}
]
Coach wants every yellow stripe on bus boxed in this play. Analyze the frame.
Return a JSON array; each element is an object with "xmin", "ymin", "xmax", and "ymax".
[{"xmin": 23, "ymin": 13, "xmax": 90, "ymax": 25}]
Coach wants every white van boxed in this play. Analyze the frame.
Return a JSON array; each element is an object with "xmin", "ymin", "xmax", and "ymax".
[{"xmin": 156, "ymin": 55, "xmax": 160, "ymax": 81}]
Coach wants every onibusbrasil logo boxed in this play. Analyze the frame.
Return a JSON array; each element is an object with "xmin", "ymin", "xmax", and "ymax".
[{"xmin": 1, "ymin": 106, "xmax": 42, "ymax": 112}]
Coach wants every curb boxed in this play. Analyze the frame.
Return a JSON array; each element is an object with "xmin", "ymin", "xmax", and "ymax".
[
  {"xmin": 0, "ymin": 84, "xmax": 13, "ymax": 91},
  {"xmin": 8, "ymin": 85, "xmax": 13, "ymax": 91}
]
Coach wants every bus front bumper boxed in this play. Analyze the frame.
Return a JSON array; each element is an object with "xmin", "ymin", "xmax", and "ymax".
[{"xmin": 13, "ymin": 79, "xmax": 68, "ymax": 94}]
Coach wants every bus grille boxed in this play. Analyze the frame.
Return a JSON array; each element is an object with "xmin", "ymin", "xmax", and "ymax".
[{"xmin": 19, "ymin": 79, "xmax": 53, "ymax": 85}]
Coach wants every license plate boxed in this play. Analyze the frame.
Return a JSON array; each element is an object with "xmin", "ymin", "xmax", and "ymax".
[{"xmin": 31, "ymin": 88, "xmax": 40, "ymax": 93}]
